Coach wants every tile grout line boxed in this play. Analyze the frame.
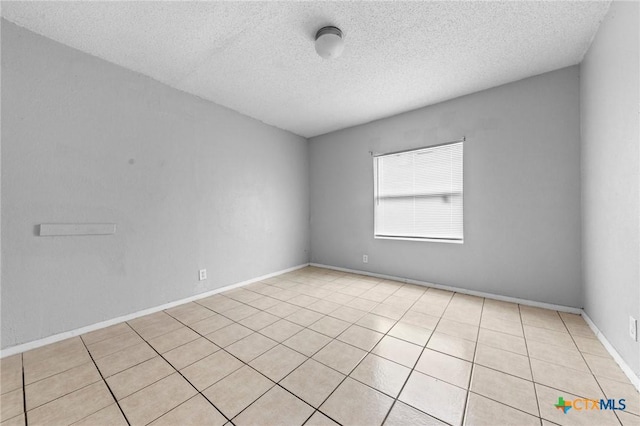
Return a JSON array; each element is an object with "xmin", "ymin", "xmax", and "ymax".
[
  {"xmin": 463, "ymin": 305, "xmax": 576, "ymax": 423},
  {"xmin": 124, "ymin": 317, "xmax": 235, "ymax": 425},
  {"xmin": 127, "ymin": 296, "xmax": 313, "ymax": 424},
  {"xmin": 460, "ymin": 296, "xmax": 486, "ymax": 426},
  {"xmin": 384, "ymin": 290, "xmax": 490, "ymax": 424},
  {"xmin": 19, "ymin": 339, "xmax": 142, "ymax": 420},
  {"xmin": 17, "ymin": 268, "xmax": 633, "ymax": 425},
  {"xmin": 21, "ymin": 353, "xmax": 27, "ymax": 426},
  {"xmin": 517, "ymin": 304, "xmax": 543, "ymax": 424},
  {"xmin": 19, "ymin": 275, "xmax": 452, "ymax": 422},
  {"xmin": 472, "ymin": 305, "xmax": 620, "ymax": 421},
  {"xmin": 296, "ymin": 289, "xmax": 413, "ymax": 425},
  {"xmin": 164, "ymin": 310, "xmax": 278, "ymax": 425},
  {"xmin": 235, "ymin": 274, "xmax": 422, "ymax": 425},
  {"xmin": 476, "ymin": 308, "xmax": 566, "ymax": 415},
  {"xmin": 249, "ymin": 284, "xmax": 544, "ymax": 424},
  {"xmin": 521, "ymin": 308, "xmax": 634, "ymax": 423},
  {"xmin": 239, "ymin": 276, "xmax": 492, "ymax": 425},
  {"xmin": 11, "ymin": 273, "xmax": 405, "ymax": 424},
  {"xmin": 86, "ymin": 341, "xmax": 181, "ymax": 395},
  {"xmin": 255, "ymin": 272, "xmax": 404, "ymax": 422},
  {"xmin": 470, "ymin": 306, "xmax": 595, "ymax": 423},
  {"xmin": 307, "ymin": 304, "xmax": 411, "ymax": 423},
  {"xmin": 518, "ymin": 326, "xmax": 620, "ymax": 381},
  {"xmin": 196, "ymin": 271, "xmax": 363, "ymax": 425},
  {"xmin": 77, "ymin": 335, "xmax": 131, "ymax": 426},
  {"xmin": 558, "ymin": 313, "xmax": 625, "ymax": 426},
  {"xmin": 22, "ymin": 373, "xmax": 120, "ymax": 417},
  {"xmin": 274, "ymin": 272, "xmax": 636, "ymax": 419},
  {"xmin": 379, "ymin": 289, "xmax": 459, "ymax": 426},
  {"xmin": 395, "ymin": 300, "xmax": 550, "ymax": 424},
  {"xmin": 199, "ymin": 278, "xmax": 377, "ymax": 425},
  {"xmin": 82, "ymin": 327, "xmax": 132, "ymax": 349},
  {"xmin": 15, "ymin": 356, "xmax": 101, "ymax": 392},
  {"xmin": 162, "ymin": 287, "xmax": 357, "ymax": 424},
  {"xmin": 524, "ymin": 311, "xmax": 633, "ymax": 402}
]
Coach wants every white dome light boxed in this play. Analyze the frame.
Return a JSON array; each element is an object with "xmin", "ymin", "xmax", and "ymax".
[{"xmin": 315, "ymin": 26, "xmax": 344, "ymax": 59}]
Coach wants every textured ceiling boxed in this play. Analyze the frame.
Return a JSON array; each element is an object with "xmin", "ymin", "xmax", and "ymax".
[{"xmin": 2, "ymin": 1, "xmax": 610, "ymax": 137}]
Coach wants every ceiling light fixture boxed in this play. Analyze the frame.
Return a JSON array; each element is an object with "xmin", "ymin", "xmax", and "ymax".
[{"xmin": 315, "ymin": 26, "xmax": 344, "ymax": 59}]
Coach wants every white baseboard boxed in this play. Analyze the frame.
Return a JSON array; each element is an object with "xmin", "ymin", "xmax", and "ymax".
[
  {"xmin": 581, "ymin": 311, "xmax": 640, "ymax": 391},
  {"xmin": 0, "ymin": 263, "xmax": 310, "ymax": 358},
  {"xmin": 311, "ymin": 263, "xmax": 582, "ymax": 314},
  {"xmin": 8, "ymin": 260, "xmax": 637, "ymax": 394}
]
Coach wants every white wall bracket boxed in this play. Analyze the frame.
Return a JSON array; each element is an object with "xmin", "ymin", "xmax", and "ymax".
[{"xmin": 39, "ymin": 223, "xmax": 116, "ymax": 236}]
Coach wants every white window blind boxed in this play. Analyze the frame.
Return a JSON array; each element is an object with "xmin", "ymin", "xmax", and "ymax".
[{"xmin": 374, "ymin": 141, "xmax": 463, "ymax": 241}]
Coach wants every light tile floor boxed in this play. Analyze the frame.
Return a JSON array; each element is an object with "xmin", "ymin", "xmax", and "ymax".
[{"xmin": 1, "ymin": 266, "xmax": 639, "ymax": 425}]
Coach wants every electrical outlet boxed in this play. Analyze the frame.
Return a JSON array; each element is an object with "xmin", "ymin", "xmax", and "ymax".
[
  {"xmin": 630, "ymin": 316, "xmax": 637, "ymax": 341},
  {"xmin": 199, "ymin": 269, "xmax": 207, "ymax": 281},
  {"xmin": 363, "ymin": 255, "xmax": 368, "ymax": 263}
]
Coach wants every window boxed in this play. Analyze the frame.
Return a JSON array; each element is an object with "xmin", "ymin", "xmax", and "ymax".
[{"xmin": 373, "ymin": 141, "xmax": 463, "ymax": 242}]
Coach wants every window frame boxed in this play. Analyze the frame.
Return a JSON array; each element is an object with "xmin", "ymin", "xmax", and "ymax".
[{"xmin": 373, "ymin": 140, "xmax": 464, "ymax": 244}]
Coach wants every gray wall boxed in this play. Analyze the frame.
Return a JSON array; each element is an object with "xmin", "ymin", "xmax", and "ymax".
[
  {"xmin": 581, "ymin": 1, "xmax": 640, "ymax": 379},
  {"xmin": 1, "ymin": 21, "xmax": 310, "ymax": 349},
  {"xmin": 310, "ymin": 66, "xmax": 582, "ymax": 307}
]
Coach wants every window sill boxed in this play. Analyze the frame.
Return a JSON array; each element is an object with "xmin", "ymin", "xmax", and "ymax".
[{"xmin": 374, "ymin": 235, "xmax": 464, "ymax": 244}]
